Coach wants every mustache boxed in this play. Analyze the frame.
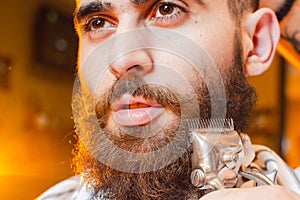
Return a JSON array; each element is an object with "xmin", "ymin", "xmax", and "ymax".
[{"xmin": 95, "ymin": 76, "xmax": 182, "ymax": 126}]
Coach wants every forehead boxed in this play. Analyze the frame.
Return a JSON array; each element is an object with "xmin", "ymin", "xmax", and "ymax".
[
  {"xmin": 77, "ymin": 0, "xmax": 150, "ymax": 6},
  {"xmin": 76, "ymin": 0, "xmax": 213, "ymax": 9}
]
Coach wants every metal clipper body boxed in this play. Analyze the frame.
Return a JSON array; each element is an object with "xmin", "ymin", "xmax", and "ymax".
[{"xmin": 187, "ymin": 118, "xmax": 278, "ymax": 191}]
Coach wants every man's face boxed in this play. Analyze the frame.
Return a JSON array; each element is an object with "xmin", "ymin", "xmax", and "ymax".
[
  {"xmin": 75, "ymin": 0, "xmax": 238, "ymax": 133},
  {"xmin": 73, "ymin": 0, "xmax": 256, "ymax": 199}
]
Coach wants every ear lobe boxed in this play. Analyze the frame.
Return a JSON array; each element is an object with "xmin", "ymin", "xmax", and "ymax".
[{"xmin": 245, "ymin": 8, "xmax": 280, "ymax": 76}]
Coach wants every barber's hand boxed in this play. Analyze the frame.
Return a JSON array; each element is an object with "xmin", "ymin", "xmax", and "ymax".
[{"xmin": 200, "ymin": 186, "xmax": 300, "ymax": 200}]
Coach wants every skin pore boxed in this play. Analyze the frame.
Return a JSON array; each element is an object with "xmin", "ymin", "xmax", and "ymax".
[{"xmin": 71, "ymin": 0, "xmax": 288, "ymax": 199}]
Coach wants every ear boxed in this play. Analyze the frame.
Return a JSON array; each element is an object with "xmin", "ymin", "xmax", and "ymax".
[{"xmin": 244, "ymin": 8, "xmax": 280, "ymax": 76}]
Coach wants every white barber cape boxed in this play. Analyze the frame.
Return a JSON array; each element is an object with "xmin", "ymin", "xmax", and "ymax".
[{"xmin": 37, "ymin": 176, "xmax": 95, "ymax": 200}]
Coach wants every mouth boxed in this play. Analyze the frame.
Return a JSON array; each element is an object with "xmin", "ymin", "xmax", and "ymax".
[{"xmin": 111, "ymin": 94, "xmax": 164, "ymax": 126}]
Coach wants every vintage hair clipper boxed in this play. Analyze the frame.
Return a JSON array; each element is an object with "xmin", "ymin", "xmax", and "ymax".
[{"xmin": 186, "ymin": 118, "xmax": 274, "ymax": 191}]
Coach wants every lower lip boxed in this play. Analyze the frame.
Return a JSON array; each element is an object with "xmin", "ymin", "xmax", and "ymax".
[{"xmin": 112, "ymin": 107, "xmax": 164, "ymax": 126}]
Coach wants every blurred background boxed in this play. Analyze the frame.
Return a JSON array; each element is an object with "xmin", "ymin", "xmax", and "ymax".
[
  {"xmin": 0, "ymin": 0, "xmax": 299, "ymax": 199},
  {"xmin": 0, "ymin": 0, "xmax": 76, "ymax": 199}
]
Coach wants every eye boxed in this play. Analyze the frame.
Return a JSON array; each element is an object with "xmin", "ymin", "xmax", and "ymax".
[
  {"xmin": 83, "ymin": 16, "xmax": 116, "ymax": 40},
  {"xmin": 90, "ymin": 18, "xmax": 106, "ymax": 30},
  {"xmin": 151, "ymin": 2, "xmax": 188, "ymax": 27},
  {"xmin": 85, "ymin": 16, "xmax": 115, "ymax": 31},
  {"xmin": 158, "ymin": 4, "xmax": 175, "ymax": 16}
]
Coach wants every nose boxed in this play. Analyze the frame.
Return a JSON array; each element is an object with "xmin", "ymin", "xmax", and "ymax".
[
  {"xmin": 108, "ymin": 23, "xmax": 154, "ymax": 78},
  {"xmin": 109, "ymin": 49, "xmax": 154, "ymax": 78}
]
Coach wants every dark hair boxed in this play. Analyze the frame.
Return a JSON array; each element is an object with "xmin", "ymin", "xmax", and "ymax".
[
  {"xmin": 227, "ymin": 0, "xmax": 260, "ymax": 24},
  {"xmin": 276, "ymin": 0, "xmax": 295, "ymax": 21}
]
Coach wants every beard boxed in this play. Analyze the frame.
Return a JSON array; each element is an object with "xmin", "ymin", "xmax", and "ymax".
[{"xmin": 72, "ymin": 32, "xmax": 257, "ymax": 199}]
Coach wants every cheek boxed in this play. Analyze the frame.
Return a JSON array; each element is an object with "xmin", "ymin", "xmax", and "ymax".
[
  {"xmin": 78, "ymin": 62, "xmax": 115, "ymax": 97},
  {"xmin": 183, "ymin": 14, "xmax": 236, "ymax": 70},
  {"xmin": 78, "ymin": 37, "xmax": 95, "ymax": 64},
  {"xmin": 198, "ymin": 32, "xmax": 235, "ymax": 69},
  {"xmin": 150, "ymin": 51, "xmax": 208, "ymax": 95},
  {"xmin": 94, "ymin": 71, "xmax": 115, "ymax": 94},
  {"xmin": 151, "ymin": 51, "xmax": 199, "ymax": 81},
  {"xmin": 78, "ymin": 36, "xmax": 116, "ymax": 93}
]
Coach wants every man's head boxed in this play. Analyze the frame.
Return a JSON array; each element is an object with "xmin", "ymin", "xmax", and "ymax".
[{"xmin": 72, "ymin": 0, "xmax": 280, "ymax": 199}]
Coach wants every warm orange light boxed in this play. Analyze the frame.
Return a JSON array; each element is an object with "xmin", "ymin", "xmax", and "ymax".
[{"xmin": 277, "ymin": 38, "xmax": 300, "ymax": 70}]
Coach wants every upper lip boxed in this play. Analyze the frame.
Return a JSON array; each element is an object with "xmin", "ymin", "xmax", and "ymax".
[{"xmin": 111, "ymin": 94, "xmax": 162, "ymax": 112}]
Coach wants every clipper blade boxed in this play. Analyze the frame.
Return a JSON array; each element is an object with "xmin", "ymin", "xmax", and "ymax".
[{"xmin": 186, "ymin": 118, "xmax": 234, "ymax": 132}]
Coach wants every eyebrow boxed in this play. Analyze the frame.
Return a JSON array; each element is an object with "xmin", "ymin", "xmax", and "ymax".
[
  {"xmin": 75, "ymin": 1, "xmax": 112, "ymax": 22},
  {"xmin": 75, "ymin": 0, "xmax": 154, "ymax": 22},
  {"xmin": 129, "ymin": 0, "xmax": 151, "ymax": 5}
]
